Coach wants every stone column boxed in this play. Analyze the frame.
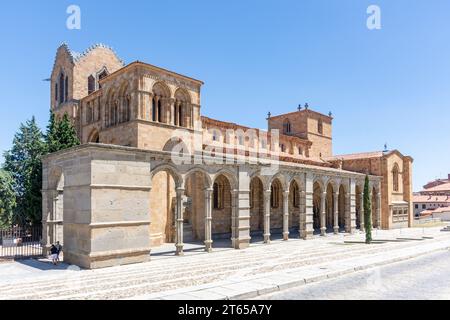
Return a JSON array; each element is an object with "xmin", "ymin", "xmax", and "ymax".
[
  {"xmin": 333, "ymin": 191, "xmax": 339, "ymax": 234},
  {"xmin": 204, "ymin": 188, "xmax": 213, "ymax": 252},
  {"xmin": 175, "ymin": 188, "xmax": 185, "ymax": 256},
  {"xmin": 234, "ymin": 168, "xmax": 251, "ymax": 249},
  {"xmin": 263, "ymin": 190, "xmax": 271, "ymax": 244},
  {"xmin": 231, "ymin": 189, "xmax": 238, "ymax": 248},
  {"xmin": 154, "ymin": 96, "xmax": 159, "ymax": 122},
  {"xmin": 282, "ymin": 190, "xmax": 289, "ymax": 241},
  {"xmin": 299, "ymin": 190, "xmax": 306, "ymax": 239},
  {"xmin": 320, "ymin": 191, "xmax": 327, "ymax": 236},
  {"xmin": 304, "ymin": 173, "xmax": 314, "ymax": 239},
  {"xmin": 359, "ymin": 192, "xmax": 365, "ymax": 232}
]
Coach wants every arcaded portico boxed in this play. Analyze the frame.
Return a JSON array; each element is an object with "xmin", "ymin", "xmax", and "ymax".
[
  {"xmin": 42, "ymin": 42, "xmax": 412, "ymax": 269},
  {"xmin": 42, "ymin": 144, "xmax": 381, "ymax": 269}
]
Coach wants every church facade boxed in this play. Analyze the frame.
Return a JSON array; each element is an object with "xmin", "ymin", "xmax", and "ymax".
[{"xmin": 42, "ymin": 44, "xmax": 414, "ymax": 269}]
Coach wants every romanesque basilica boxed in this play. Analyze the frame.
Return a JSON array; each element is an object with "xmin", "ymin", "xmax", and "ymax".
[{"xmin": 42, "ymin": 43, "xmax": 413, "ymax": 269}]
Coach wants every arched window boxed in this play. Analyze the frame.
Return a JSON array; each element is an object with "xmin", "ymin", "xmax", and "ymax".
[
  {"xmin": 270, "ymin": 184, "xmax": 280, "ymax": 208},
  {"xmin": 152, "ymin": 97, "xmax": 157, "ymax": 121},
  {"xmin": 298, "ymin": 146, "xmax": 303, "ymax": 156},
  {"xmin": 280, "ymin": 144, "xmax": 285, "ymax": 152},
  {"xmin": 125, "ymin": 95, "xmax": 131, "ymax": 122},
  {"xmin": 157, "ymin": 99, "xmax": 162, "ymax": 123},
  {"xmin": 318, "ymin": 119, "xmax": 323, "ymax": 134},
  {"xmin": 88, "ymin": 75, "xmax": 95, "ymax": 95},
  {"xmin": 283, "ymin": 120, "xmax": 291, "ymax": 134},
  {"xmin": 178, "ymin": 104, "xmax": 183, "ymax": 126},
  {"xmin": 98, "ymin": 69, "xmax": 108, "ymax": 89},
  {"xmin": 55, "ymin": 83, "xmax": 58, "ymax": 102},
  {"xmin": 393, "ymin": 163, "xmax": 400, "ymax": 192},
  {"xmin": 292, "ymin": 184, "xmax": 299, "ymax": 208},
  {"xmin": 65, "ymin": 76, "xmax": 69, "ymax": 102},
  {"xmin": 59, "ymin": 73, "xmax": 65, "ymax": 104},
  {"xmin": 213, "ymin": 182, "xmax": 224, "ymax": 209}
]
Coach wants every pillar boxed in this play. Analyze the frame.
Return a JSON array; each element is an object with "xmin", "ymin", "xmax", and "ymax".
[
  {"xmin": 175, "ymin": 187, "xmax": 185, "ymax": 256},
  {"xmin": 263, "ymin": 190, "xmax": 271, "ymax": 243},
  {"xmin": 304, "ymin": 173, "xmax": 314, "ymax": 239},
  {"xmin": 320, "ymin": 191, "xmax": 326, "ymax": 236},
  {"xmin": 333, "ymin": 191, "xmax": 339, "ymax": 234},
  {"xmin": 282, "ymin": 190, "xmax": 289, "ymax": 241},
  {"xmin": 234, "ymin": 168, "xmax": 251, "ymax": 249},
  {"xmin": 204, "ymin": 187, "xmax": 213, "ymax": 252},
  {"xmin": 299, "ymin": 190, "xmax": 306, "ymax": 239}
]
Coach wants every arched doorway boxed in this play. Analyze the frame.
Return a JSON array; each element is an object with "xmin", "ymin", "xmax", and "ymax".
[
  {"xmin": 250, "ymin": 176, "xmax": 264, "ymax": 238},
  {"xmin": 88, "ymin": 129, "xmax": 100, "ymax": 143},
  {"xmin": 270, "ymin": 178, "xmax": 283, "ymax": 238},
  {"xmin": 211, "ymin": 174, "xmax": 233, "ymax": 243},
  {"xmin": 325, "ymin": 183, "xmax": 334, "ymax": 232},
  {"xmin": 313, "ymin": 182, "xmax": 322, "ymax": 234},
  {"xmin": 149, "ymin": 169, "xmax": 179, "ymax": 247},
  {"xmin": 288, "ymin": 180, "xmax": 300, "ymax": 236}
]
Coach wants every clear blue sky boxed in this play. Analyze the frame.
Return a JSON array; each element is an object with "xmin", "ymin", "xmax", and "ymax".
[{"xmin": 0, "ymin": 0, "xmax": 449, "ymax": 191}]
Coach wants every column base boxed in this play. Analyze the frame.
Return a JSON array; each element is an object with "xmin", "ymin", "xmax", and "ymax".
[
  {"xmin": 282, "ymin": 232, "xmax": 289, "ymax": 241},
  {"xmin": 175, "ymin": 244, "xmax": 184, "ymax": 256},
  {"xmin": 320, "ymin": 228, "xmax": 326, "ymax": 236},
  {"xmin": 263, "ymin": 234, "xmax": 271, "ymax": 244},
  {"xmin": 232, "ymin": 237, "xmax": 250, "ymax": 249},
  {"xmin": 204, "ymin": 240, "xmax": 213, "ymax": 253},
  {"xmin": 333, "ymin": 226, "xmax": 339, "ymax": 235}
]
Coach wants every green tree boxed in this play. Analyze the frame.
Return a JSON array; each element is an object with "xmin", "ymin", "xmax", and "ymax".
[
  {"xmin": 0, "ymin": 170, "xmax": 16, "ymax": 227},
  {"xmin": 52, "ymin": 113, "xmax": 80, "ymax": 151},
  {"xmin": 364, "ymin": 175, "xmax": 373, "ymax": 244},
  {"xmin": 45, "ymin": 110, "xmax": 59, "ymax": 153},
  {"xmin": 3, "ymin": 117, "xmax": 46, "ymax": 225}
]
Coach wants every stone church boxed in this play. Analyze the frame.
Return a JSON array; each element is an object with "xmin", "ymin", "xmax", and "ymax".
[{"xmin": 42, "ymin": 43, "xmax": 414, "ymax": 269}]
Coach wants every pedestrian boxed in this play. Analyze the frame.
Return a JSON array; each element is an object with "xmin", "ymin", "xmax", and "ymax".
[
  {"xmin": 50, "ymin": 244, "xmax": 58, "ymax": 265},
  {"xmin": 55, "ymin": 241, "xmax": 63, "ymax": 262}
]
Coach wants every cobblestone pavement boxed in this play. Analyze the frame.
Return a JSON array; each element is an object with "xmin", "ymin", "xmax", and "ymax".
[
  {"xmin": 258, "ymin": 250, "xmax": 450, "ymax": 300},
  {"xmin": 0, "ymin": 227, "xmax": 449, "ymax": 300}
]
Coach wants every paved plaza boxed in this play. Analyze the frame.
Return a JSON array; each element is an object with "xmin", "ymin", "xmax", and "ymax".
[
  {"xmin": 1, "ymin": 227, "xmax": 450, "ymax": 300},
  {"xmin": 259, "ymin": 250, "xmax": 450, "ymax": 300}
]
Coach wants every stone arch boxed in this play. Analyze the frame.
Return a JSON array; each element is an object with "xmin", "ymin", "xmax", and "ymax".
[
  {"xmin": 152, "ymin": 81, "xmax": 171, "ymax": 97},
  {"xmin": 150, "ymin": 164, "xmax": 183, "ymax": 189},
  {"xmin": 162, "ymin": 137, "xmax": 191, "ymax": 157},
  {"xmin": 87, "ymin": 129, "xmax": 100, "ymax": 143},
  {"xmin": 211, "ymin": 174, "xmax": 233, "ymax": 240},
  {"xmin": 152, "ymin": 81, "xmax": 170, "ymax": 123},
  {"xmin": 269, "ymin": 177, "xmax": 284, "ymax": 236},
  {"xmin": 184, "ymin": 168, "xmax": 213, "ymax": 242},
  {"xmin": 269, "ymin": 172, "xmax": 288, "ymax": 191},
  {"xmin": 118, "ymin": 81, "xmax": 131, "ymax": 123},
  {"xmin": 313, "ymin": 181, "xmax": 323, "ymax": 233},
  {"xmin": 212, "ymin": 169, "xmax": 238, "ymax": 191},
  {"xmin": 174, "ymin": 88, "xmax": 192, "ymax": 128},
  {"xmin": 288, "ymin": 179, "xmax": 300, "ymax": 231},
  {"xmin": 325, "ymin": 183, "xmax": 334, "ymax": 232},
  {"xmin": 149, "ymin": 166, "xmax": 180, "ymax": 245}
]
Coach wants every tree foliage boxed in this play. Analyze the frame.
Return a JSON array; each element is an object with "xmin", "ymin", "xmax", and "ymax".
[
  {"xmin": 0, "ymin": 170, "xmax": 16, "ymax": 227},
  {"xmin": 363, "ymin": 175, "xmax": 373, "ymax": 244},
  {"xmin": 2, "ymin": 117, "xmax": 45, "ymax": 225}
]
